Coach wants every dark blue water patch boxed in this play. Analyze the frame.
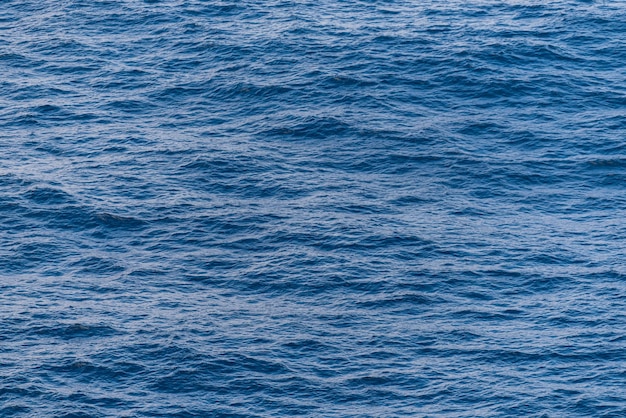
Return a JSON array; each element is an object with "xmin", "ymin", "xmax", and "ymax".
[
  {"xmin": 32, "ymin": 323, "xmax": 120, "ymax": 340},
  {"xmin": 23, "ymin": 186, "xmax": 74, "ymax": 205}
]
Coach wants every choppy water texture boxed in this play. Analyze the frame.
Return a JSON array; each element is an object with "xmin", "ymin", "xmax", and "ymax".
[{"xmin": 1, "ymin": 0, "xmax": 626, "ymax": 416}]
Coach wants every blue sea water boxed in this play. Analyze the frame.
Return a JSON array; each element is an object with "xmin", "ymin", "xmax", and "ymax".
[{"xmin": 1, "ymin": 0, "xmax": 626, "ymax": 416}]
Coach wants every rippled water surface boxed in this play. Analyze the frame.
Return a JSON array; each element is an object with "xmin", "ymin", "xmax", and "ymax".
[{"xmin": 1, "ymin": 1, "xmax": 626, "ymax": 416}]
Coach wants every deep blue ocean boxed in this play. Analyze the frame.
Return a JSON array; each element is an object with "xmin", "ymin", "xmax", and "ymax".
[{"xmin": 1, "ymin": 0, "xmax": 626, "ymax": 416}]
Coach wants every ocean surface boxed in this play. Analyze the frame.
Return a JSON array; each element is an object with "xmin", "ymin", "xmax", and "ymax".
[{"xmin": 1, "ymin": 0, "xmax": 625, "ymax": 416}]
